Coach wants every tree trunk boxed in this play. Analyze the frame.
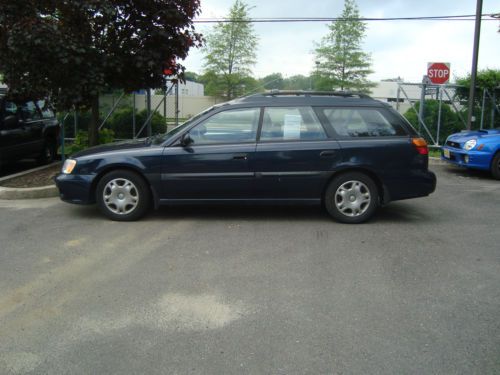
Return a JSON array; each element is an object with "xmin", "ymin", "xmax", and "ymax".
[{"xmin": 89, "ymin": 95, "xmax": 99, "ymax": 146}]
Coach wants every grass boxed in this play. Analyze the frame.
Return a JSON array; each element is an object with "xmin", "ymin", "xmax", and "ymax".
[{"xmin": 428, "ymin": 148, "xmax": 441, "ymax": 158}]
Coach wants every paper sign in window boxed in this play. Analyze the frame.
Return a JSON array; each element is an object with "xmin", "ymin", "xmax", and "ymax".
[{"xmin": 283, "ymin": 114, "xmax": 301, "ymax": 139}]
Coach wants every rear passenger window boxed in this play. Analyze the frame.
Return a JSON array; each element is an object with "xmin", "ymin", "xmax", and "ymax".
[
  {"xmin": 37, "ymin": 100, "xmax": 55, "ymax": 119},
  {"xmin": 319, "ymin": 108, "xmax": 407, "ymax": 137},
  {"xmin": 260, "ymin": 107, "xmax": 326, "ymax": 142}
]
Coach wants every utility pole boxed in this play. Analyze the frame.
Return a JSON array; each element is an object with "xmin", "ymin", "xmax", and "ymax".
[{"xmin": 466, "ymin": 0, "xmax": 483, "ymax": 130}]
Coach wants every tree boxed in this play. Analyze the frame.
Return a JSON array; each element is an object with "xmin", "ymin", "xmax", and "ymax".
[
  {"xmin": 259, "ymin": 73, "xmax": 284, "ymax": 90},
  {"xmin": 404, "ymin": 100, "xmax": 461, "ymax": 143},
  {"xmin": 184, "ymin": 71, "xmax": 201, "ymax": 83},
  {"xmin": 202, "ymin": 0, "xmax": 258, "ymax": 99},
  {"xmin": 283, "ymin": 75, "xmax": 311, "ymax": 90},
  {"xmin": 314, "ymin": 0, "xmax": 374, "ymax": 93},
  {"xmin": 0, "ymin": 0, "xmax": 202, "ymax": 145},
  {"xmin": 455, "ymin": 69, "xmax": 500, "ymax": 129}
]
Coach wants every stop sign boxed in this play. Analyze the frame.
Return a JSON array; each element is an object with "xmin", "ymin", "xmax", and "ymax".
[{"xmin": 427, "ymin": 62, "xmax": 450, "ymax": 84}]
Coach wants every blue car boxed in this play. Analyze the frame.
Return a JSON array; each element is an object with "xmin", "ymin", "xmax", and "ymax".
[{"xmin": 441, "ymin": 129, "xmax": 500, "ymax": 179}]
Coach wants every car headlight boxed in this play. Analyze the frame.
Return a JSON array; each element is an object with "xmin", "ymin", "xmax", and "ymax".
[
  {"xmin": 62, "ymin": 159, "xmax": 77, "ymax": 174},
  {"xmin": 463, "ymin": 139, "xmax": 477, "ymax": 151}
]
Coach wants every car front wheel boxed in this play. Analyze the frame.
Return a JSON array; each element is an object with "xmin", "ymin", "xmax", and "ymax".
[
  {"xmin": 324, "ymin": 172, "xmax": 379, "ymax": 224},
  {"xmin": 491, "ymin": 153, "xmax": 500, "ymax": 180},
  {"xmin": 96, "ymin": 169, "xmax": 151, "ymax": 221}
]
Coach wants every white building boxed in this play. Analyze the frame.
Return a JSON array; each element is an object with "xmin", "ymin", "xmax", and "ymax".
[
  {"xmin": 370, "ymin": 80, "xmax": 422, "ymax": 114},
  {"xmin": 166, "ymin": 80, "xmax": 204, "ymax": 97}
]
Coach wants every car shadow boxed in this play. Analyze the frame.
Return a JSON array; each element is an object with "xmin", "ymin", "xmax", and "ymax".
[
  {"xmin": 371, "ymin": 202, "xmax": 435, "ymax": 224},
  {"xmin": 64, "ymin": 201, "xmax": 430, "ymax": 224},
  {"xmin": 438, "ymin": 164, "xmax": 494, "ymax": 180},
  {"xmin": 150, "ymin": 204, "xmax": 329, "ymax": 222}
]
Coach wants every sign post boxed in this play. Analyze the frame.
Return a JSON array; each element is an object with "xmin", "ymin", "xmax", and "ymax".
[{"xmin": 427, "ymin": 62, "xmax": 451, "ymax": 85}]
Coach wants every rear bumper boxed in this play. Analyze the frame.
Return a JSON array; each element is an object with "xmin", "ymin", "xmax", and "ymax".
[
  {"xmin": 55, "ymin": 173, "xmax": 95, "ymax": 204},
  {"xmin": 441, "ymin": 147, "xmax": 491, "ymax": 170},
  {"xmin": 385, "ymin": 169, "xmax": 436, "ymax": 202}
]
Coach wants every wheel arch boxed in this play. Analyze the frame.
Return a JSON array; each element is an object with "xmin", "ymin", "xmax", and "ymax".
[{"xmin": 90, "ymin": 164, "xmax": 158, "ymax": 207}]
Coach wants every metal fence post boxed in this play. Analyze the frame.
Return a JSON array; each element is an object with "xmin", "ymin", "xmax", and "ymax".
[
  {"xmin": 396, "ymin": 86, "xmax": 400, "ymax": 112},
  {"xmin": 491, "ymin": 91, "xmax": 496, "ymax": 128},
  {"xmin": 480, "ymin": 87, "xmax": 486, "ymax": 129},
  {"xmin": 418, "ymin": 79, "xmax": 427, "ymax": 135},
  {"xmin": 132, "ymin": 93, "xmax": 136, "ymax": 139},
  {"xmin": 175, "ymin": 80, "xmax": 179, "ymax": 127},
  {"xmin": 73, "ymin": 110, "xmax": 78, "ymax": 137},
  {"xmin": 146, "ymin": 89, "xmax": 152, "ymax": 137},
  {"xmin": 436, "ymin": 88, "xmax": 443, "ymax": 145}
]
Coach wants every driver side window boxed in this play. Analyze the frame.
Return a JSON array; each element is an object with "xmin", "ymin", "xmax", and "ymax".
[{"xmin": 188, "ymin": 108, "xmax": 260, "ymax": 145}]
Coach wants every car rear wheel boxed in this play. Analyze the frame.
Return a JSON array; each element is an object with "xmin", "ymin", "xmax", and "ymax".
[
  {"xmin": 491, "ymin": 153, "xmax": 500, "ymax": 180},
  {"xmin": 96, "ymin": 169, "xmax": 151, "ymax": 221},
  {"xmin": 324, "ymin": 172, "xmax": 379, "ymax": 224},
  {"xmin": 37, "ymin": 139, "xmax": 57, "ymax": 165}
]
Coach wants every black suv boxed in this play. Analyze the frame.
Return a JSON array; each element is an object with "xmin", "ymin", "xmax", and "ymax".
[
  {"xmin": 0, "ymin": 89, "xmax": 60, "ymax": 166},
  {"xmin": 56, "ymin": 91, "xmax": 436, "ymax": 223}
]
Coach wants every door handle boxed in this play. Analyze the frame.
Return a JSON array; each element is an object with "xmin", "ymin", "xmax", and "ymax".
[
  {"xmin": 233, "ymin": 153, "xmax": 248, "ymax": 160},
  {"xmin": 320, "ymin": 150, "xmax": 336, "ymax": 157}
]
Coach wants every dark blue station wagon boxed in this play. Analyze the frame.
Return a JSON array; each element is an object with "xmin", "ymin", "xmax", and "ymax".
[{"xmin": 56, "ymin": 91, "xmax": 436, "ymax": 223}]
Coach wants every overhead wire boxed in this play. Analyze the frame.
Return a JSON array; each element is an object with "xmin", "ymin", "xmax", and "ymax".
[{"xmin": 193, "ymin": 14, "xmax": 499, "ymax": 23}]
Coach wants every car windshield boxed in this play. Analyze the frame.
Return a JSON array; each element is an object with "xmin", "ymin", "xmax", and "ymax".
[{"xmin": 151, "ymin": 105, "xmax": 220, "ymax": 144}]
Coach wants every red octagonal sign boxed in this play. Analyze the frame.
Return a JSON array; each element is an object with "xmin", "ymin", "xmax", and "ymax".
[{"xmin": 427, "ymin": 62, "xmax": 450, "ymax": 85}]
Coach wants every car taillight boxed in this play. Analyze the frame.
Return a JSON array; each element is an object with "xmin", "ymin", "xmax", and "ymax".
[{"xmin": 412, "ymin": 137, "xmax": 428, "ymax": 155}]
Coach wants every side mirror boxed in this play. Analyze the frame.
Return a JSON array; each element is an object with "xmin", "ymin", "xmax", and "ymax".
[
  {"xmin": 180, "ymin": 133, "xmax": 193, "ymax": 147},
  {"xmin": 3, "ymin": 115, "xmax": 19, "ymax": 129}
]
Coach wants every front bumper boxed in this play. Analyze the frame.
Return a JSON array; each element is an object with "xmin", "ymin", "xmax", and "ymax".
[
  {"xmin": 55, "ymin": 173, "xmax": 96, "ymax": 205},
  {"xmin": 441, "ymin": 146, "xmax": 491, "ymax": 171}
]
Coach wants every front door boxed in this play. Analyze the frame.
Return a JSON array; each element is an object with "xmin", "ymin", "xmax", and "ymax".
[{"xmin": 161, "ymin": 107, "xmax": 260, "ymax": 201}]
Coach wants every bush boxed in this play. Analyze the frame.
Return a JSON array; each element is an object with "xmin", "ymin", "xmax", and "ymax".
[
  {"xmin": 404, "ymin": 100, "xmax": 462, "ymax": 144},
  {"xmin": 107, "ymin": 107, "xmax": 166, "ymax": 139},
  {"xmin": 63, "ymin": 128, "xmax": 115, "ymax": 155}
]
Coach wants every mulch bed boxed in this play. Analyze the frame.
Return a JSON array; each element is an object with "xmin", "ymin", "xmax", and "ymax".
[{"xmin": 0, "ymin": 163, "xmax": 61, "ymax": 188}]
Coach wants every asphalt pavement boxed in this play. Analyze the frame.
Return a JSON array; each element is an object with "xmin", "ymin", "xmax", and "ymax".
[{"xmin": 0, "ymin": 164, "xmax": 499, "ymax": 374}]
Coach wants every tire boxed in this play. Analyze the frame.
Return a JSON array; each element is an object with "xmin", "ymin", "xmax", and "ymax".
[
  {"xmin": 324, "ymin": 172, "xmax": 379, "ymax": 224},
  {"xmin": 37, "ymin": 139, "xmax": 57, "ymax": 165},
  {"xmin": 491, "ymin": 153, "xmax": 500, "ymax": 180},
  {"xmin": 96, "ymin": 169, "xmax": 151, "ymax": 221}
]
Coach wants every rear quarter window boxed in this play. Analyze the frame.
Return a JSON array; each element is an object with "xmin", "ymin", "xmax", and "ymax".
[{"xmin": 318, "ymin": 107, "xmax": 408, "ymax": 138}]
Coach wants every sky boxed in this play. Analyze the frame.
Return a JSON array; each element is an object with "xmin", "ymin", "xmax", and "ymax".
[{"xmin": 182, "ymin": 0, "xmax": 500, "ymax": 83}]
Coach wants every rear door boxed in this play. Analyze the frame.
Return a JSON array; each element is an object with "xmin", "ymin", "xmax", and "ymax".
[
  {"xmin": 161, "ymin": 107, "xmax": 260, "ymax": 200},
  {"xmin": 252, "ymin": 106, "xmax": 342, "ymax": 200},
  {"xmin": 317, "ymin": 106, "xmax": 420, "ymax": 200},
  {"xmin": 19, "ymin": 100, "xmax": 45, "ymax": 154}
]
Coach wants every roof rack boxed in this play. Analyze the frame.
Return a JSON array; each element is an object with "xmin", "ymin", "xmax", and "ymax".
[{"xmin": 256, "ymin": 90, "xmax": 371, "ymax": 99}]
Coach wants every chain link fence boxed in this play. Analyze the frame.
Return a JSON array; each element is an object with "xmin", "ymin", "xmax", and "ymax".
[{"xmin": 393, "ymin": 82, "xmax": 499, "ymax": 146}]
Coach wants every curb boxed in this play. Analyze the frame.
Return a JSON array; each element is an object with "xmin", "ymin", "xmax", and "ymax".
[
  {"xmin": 0, "ymin": 185, "xmax": 58, "ymax": 200},
  {"xmin": 0, "ymin": 162, "xmax": 60, "ymax": 200}
]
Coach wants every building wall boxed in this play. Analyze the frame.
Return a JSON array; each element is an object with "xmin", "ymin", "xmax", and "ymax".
[
  {"xmin": 133, "ymin": 95, "xmax": 221, "ymax": 119},
  {"xmin": 166, "ymin": 80, "xmax": 204, "ymax": 97},
  {"xmin": 371, "ymin": 81, "xmax": 422, "ymax": 114}
]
